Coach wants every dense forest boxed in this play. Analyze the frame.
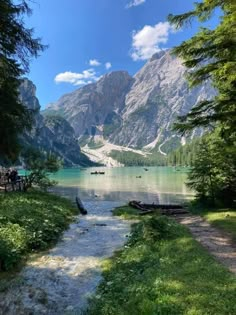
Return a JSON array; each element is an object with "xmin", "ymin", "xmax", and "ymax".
[
  {"xmin": 166, "ymin": 138, "xmax": 201, "ymax": 167},
  {"xmin": 109, "ymin": 140, "xmax": 201, "ymax": 167},
  {"xmin": 109, "ymin": 150, "xmax": 166, "ymax": 166}
]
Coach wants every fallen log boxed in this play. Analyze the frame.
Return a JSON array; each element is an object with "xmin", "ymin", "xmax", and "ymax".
[
  {"xmin": 142, "ymin": 203, "xmax": 184, "ymax": 210},
  {"xmin": 75, "ymin": 197, "xmax": 88, "ymax": 215},
  {"xmin": 129, "ymin": 200, "xmax": 150, "ymax": 212},
  {"xmin": 129, "ymin": 200, "xmax": 188, "ymax": 216}
]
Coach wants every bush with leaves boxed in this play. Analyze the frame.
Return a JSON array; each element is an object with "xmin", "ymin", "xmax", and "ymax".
[
  {"xmin": 0, "ymin": 223, "xmax": 28, "ymax": 270},
  {"xmin": 22, "ymin": 147, "xmax": 62, "ymax": 191}
]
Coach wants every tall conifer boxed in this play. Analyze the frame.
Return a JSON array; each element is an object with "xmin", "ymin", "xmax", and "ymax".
[{"xmin": 0, "ymin": 0, "xmax": 45, "ymax": 161}]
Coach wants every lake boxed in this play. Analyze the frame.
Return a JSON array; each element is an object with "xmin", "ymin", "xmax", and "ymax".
[{"xmin": 49, "ymin": 166, "xmax": 194, "ymax": 204}]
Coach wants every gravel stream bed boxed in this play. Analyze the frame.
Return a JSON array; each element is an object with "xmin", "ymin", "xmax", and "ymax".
[{"xmin": 0, "ymin": 201, "xmax": 132, "ymax": 315}]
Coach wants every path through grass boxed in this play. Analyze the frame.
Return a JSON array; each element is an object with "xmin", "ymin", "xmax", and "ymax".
[{"xmin": 85, "ymin": 206, "xmax": 236, "ymax": 315}]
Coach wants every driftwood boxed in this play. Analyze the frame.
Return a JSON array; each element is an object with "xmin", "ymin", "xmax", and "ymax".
[
  {"xmin": 128, "ymin": 200, "xmax": 188, "ymax": 216},
  {"xmin": 75, "ymin": 197, "xmax": 88, "ymax": 215}
]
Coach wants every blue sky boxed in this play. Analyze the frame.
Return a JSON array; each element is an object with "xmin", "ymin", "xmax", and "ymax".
[{"xmin": 25, "ymin": 0, "xmax": 219, "ymax": 109}]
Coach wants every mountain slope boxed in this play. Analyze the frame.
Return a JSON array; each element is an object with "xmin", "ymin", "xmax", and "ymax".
[
  {"xmin": 44, "ymin": 71, "xmax": 134, "ymax": 138},
  {"xmin": 44, "ymin": 50, "xmax": 215, "ymax": 156},
  {"xmin": 19, "ymin": 79, "xmax": 95, "ymax": 167}
]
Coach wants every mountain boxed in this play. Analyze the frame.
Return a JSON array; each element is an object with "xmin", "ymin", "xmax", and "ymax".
[
  {"xmin": 19, "ymin": 79, "xmax": 95, "ymax": 167},
  {"xmin": 44, "ymin": 71, "xmax": 134, "ymax": 138},
  {"xmin": 44, "ymin": 50, "xmax": 215, "ymax": 164}
]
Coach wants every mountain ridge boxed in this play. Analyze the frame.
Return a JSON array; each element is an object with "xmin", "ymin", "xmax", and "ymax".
[
  {"xmin": 19, "ymin": 79, "xmax": 95, "ymax": 167},
  {"xmin": 43, "ymin": 50, "xmax": 215, "ymax": 163}
]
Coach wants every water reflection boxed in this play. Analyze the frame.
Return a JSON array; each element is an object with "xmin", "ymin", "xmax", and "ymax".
[{"xmin": 51, "ymin": 167, "xmax": 194, "ymax": 204}]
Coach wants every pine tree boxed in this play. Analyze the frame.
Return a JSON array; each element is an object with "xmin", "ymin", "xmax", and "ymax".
[
  {"xmin": 168, "ymin": 1, "xmax": 236, "ymax": 137},
  {"xmin": 0, "ymin": 0, "xmax": 45, "ymax": 161}
]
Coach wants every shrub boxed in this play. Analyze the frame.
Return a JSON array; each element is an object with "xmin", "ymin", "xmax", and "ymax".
[{"xmin": 0, "ymin": 223, "xmax": 28, "ymax": 270}]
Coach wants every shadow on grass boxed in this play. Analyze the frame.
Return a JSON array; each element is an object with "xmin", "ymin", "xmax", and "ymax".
[{"xmin": 85, "ymin": 219, "xmax": 236, "ymax": 315}]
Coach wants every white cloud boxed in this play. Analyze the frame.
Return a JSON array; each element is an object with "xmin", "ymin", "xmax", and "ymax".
[
  {"xmin": 105, "ymin": 62, "xmax": 112, "ymax": 70},
  {"xmin": 89, "ymin": 59, "xmax": 101, "ymax": 66},
  {"xmin": 126, "ymin": 0, "xmax": 145, "ymax": 9},
  {"xmin": 130, "ymin": 21, "xmax": 175, "ymax": 61},
  {"xmin": 54, "ymin": 68, "xmax": 98, "ymax": 86}
]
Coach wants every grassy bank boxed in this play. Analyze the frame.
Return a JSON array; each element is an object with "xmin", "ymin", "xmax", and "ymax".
[
  {"xmin": 189, "ymin": 204, "xmax": 236, "ymax": 241},
  {"xmin": 0, "ymin": 191, "xmax": 78, "ymax": 271},
  {"xmin": 85, "ymin": 206, "xmax": 236, "ymax": 315}
]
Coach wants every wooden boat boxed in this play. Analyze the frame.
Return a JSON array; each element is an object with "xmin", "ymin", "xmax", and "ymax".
[{"xmin": 90, "ymin": 171, "xmax": 105, "ymax": 175}]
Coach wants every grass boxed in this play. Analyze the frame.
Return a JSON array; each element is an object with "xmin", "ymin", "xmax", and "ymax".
[
  {"xmin": 203, "ymin": 210, "xmax": 236, "ymax": 241},
  {"xmin": 189, "ymin": 203, "xmax": 236, "ymax": 241},
  {"xmin": 0, "ymin": 190, "xmax": 78, "ymax": 271},
  {"xmin": 113, "ymin": 205, "xmax": 140, "ymax": 219},
  {"xmin": 85, "ymin": 206, "xmax": 236, "ymax": 315}
]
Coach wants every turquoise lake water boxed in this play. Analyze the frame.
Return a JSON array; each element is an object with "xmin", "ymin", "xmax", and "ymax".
[{"xmin": 48, "ymin": 167, "xmax": 194, "ymax": 204}]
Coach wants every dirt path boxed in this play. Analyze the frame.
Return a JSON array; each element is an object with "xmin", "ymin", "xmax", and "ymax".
[
  {"xmin": 175, "ymin": 214, "xmax": 236, "ymax": 275},
  {"xmin": 0, "ymin": 201, "xmax": 132, "ymax": 315}
]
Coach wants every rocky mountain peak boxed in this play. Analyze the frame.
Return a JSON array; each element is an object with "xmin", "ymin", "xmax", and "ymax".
[
  {"xmin": 149, "ymin": 50, "xmax": 167, "ymax": 62},
  {"xmin": 19, "ymin": 79, "xmax": 95, "ymax": 166},
  {"xmin": 19, "ymin": 78, "xmax": 40, "ymax": 111},
  {"xmin": 43, "ymin": 49, "xmax": 215, "ymax": 154}
]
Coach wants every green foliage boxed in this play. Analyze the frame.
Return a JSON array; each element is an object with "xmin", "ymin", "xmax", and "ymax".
[
  {"xmin": 109, "ymin": 150, "xmax": 166, "ymax": 166},
  {"xmin": 187, "ymin": 130, "xmax": 236, "ymax": 206},
  {"xmin": 0, "ymin": 223, "xmax": 28, "ymax": 270},
  {"xmin": 113, "ymin": 206, "xmax": 140, "ymax": 219},
  {"xmin": 189, "ymin": 204, "xmax": 236, "ymax": 241},
  {"xmin": 0, "ymin": 191, "xmax": 78, "ymax": 270},
  {"xmin": 22, "ymin": 147, "xmax": 61, "ymax": 191},
  {"xmin": 127, "ymin": 216, "xmax": 180, "ymax": 247},
  {"xmin": 168, "ymin": 1, "xmax": 236, "ymax": 138},
  {"xmin": 103, "ymin": 124, "xmax": 118, "ymax": 138},
  {"xmin": 103, "ymin": 113, "xmax": 122, "ymax": 139},
  {"xmin": 0, "ymin": 0, "xmax": 45, "ymax": 161},
  {"xmin": 203, "ymin": 210, "xmax": 236, "ymax": 241},
  {"xmin": 159, "ymin": 137, "xmax": 181, "ymax": 154},
  {"xmin": 85, "ymin": 211, "xmax": 236, "ymax": 315},
  {"xmin": 87, "ymin": 139, "xmax": 104, "ymax": 149},
  {"xmin": 167, "ymin": 137, "xmax": 201, "ymax": 167}
]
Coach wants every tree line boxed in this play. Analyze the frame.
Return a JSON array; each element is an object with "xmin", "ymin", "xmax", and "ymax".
[
  {"xmin": 168, "ymin": 0, "xmax": 236, "ymax": 206},
  {"xmin": 0, "ymin": 0, "xmax": 60, "ymax": 189},
  {"xmin": 1, "ymin": 0, "xmax": 235, "ymax": 205}
]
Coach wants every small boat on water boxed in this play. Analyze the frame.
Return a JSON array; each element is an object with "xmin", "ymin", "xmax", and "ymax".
[
  {"xmin": 144, "ymin": 168, "xmax": 149, "ymax": 171},
  {"xmin": 90, "ymin": 171, "xmax": 105, "ymax": 175}
]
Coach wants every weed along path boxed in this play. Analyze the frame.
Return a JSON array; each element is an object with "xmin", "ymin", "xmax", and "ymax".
[
  {"xmin": 175, "ymin": 214, "xmax": 236, "ymax": 275},
  {"xmin": 0, "ymin": 201, "xmax": 132, "ymax": 315}
]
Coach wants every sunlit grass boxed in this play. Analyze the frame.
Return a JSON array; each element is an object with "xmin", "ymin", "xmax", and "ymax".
[
  {"xmin": 113, "ymin": 205, "xmax": 140, "ymax": 219},
  {"xmin": 189, "ymin": 203, "xmax": 236, "ymax": 241},
  {"xmin": 203, "ymin": 210, "xmax": 236, "ymax": 241},
  {"xmin": 0, "ymin": 191, "xmax": 77, "ymax": 270},
  {"xmin": 85, "ymin": 206, "xmax": 236, "ymax": 315}
]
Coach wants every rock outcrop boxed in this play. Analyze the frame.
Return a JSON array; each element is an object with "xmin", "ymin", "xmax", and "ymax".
[
  {"xmin": 44, "ymin": 50, "xmax": 215, "ymax": 154},
  {"xmin": 19, "ymin": 79, "xmax": 94, "ymax": 166}
]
